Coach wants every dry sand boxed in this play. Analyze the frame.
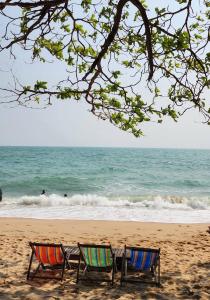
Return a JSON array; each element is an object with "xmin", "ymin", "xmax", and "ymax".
[{"xmin": 0, "ymin": 218, "xmax": 209, "ymax": 299}]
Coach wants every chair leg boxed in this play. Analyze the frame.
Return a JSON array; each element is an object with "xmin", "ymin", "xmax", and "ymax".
[
  {"xmin": 66, "ymin": 259, "xmax": 71, "ymax": 270},
  {"xmin": 157, "ymin": 258, "xmax": 161, "ymax": 287},
  {"xmin": 110, "ymin": 254, "xmax": 116, "ymax": 286},
  {"xmin": 76, "ymin": 257, "xmax": 81, "ymax": 284},
  {"xmin": 123, "ymin": 259, "xmax": 128, "ymax": 287},
  {"xmin": 28, "ymin": 263, "xmax": 41, "ymax": 280},
  {"xmin": 120, "ymin": 271, "xmax": 124, "ymax": 287},
  {"xmin": 27, "ymin": 251, "xmax": 34, "ymax": 280},
  {"xmin": 61, "ymin": 260, "xmax": 66, "ymax": 281},
  {"xmin": 120, "ymin": 255, "xmax": 125, "ymax": 287},
  {"xmin": 33, "ymin": 263, "xmax": 42, "ymax": 279},
  {"xmin": 114, "ymin": 255, "xmax": 117, "ymax": 273},
  {"xmin": 64, "ymin": 252, "xmax": 71, "ymax": 270}
]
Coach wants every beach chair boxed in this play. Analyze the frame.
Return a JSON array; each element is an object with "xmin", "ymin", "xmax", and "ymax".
[
  {"xmin": 120, "ymin": 246, "xmax": 160, "ymax": 286},
  {"xmin": 27, "ymin": 242, "xmax": 70, "ymax": 281},
  {"xmin": 76, "ymin": 243, "xmax": 115, "ymax": 285}
]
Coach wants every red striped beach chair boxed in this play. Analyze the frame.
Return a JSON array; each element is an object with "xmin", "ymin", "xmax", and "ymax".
[
  {"xmin": 121, "ymin": 246, "xmax": 160, "ymax": 286},
  {"xmin": 27, "ymin": 242, "xmax": 70, "ymax": 281},
  {"xmin": 76, "ymin": 243, "xmax": 116, "ymax": 285}
]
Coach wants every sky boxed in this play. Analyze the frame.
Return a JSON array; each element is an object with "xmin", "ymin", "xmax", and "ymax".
[
  {"xmin": 0, "ymin": 1, "xmax": 210, "ymax": 149},
  {"xmin": 1, "ymin": 85, "xmax": 210, "ymax": 149}
]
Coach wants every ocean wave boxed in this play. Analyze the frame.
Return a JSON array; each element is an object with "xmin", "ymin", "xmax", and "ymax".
[{"xmin": 1, "ymin": 194, "xmax": 210, "ymax": 210}]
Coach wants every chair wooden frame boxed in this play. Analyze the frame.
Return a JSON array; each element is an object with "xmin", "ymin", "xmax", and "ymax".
[
  {"xmin": 76, "ymin": 243, "xmax": 116, "ymax": 285},
  {"xmin": 120, "ymin": 246, "xmax": 160, "ymax": 287},
  {"xmin": 27, "ymin": 242, "xmax": 70, "ymax": 281}
]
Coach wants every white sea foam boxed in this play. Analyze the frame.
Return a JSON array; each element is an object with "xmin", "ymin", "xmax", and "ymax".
[
  {"xmin": 0, "ymin": 194, "xmax": 210, "ymax": 223},
  {"xmin": 3, "ymin": 193, "xmax": 210, "ymax": 208}
]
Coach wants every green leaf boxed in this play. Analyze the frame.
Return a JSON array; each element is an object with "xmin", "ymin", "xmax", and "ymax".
[{"xmin": 34, "ymin": 81, "xmax": 47, "ymax": 91}]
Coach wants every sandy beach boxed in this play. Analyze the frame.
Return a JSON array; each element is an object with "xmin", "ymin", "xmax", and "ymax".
[{"xmin": 0, "ymin": 218, "xmax": 209, "ymax": 299}]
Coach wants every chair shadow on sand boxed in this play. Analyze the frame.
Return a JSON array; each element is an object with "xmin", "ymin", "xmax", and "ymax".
[
  {"xmin": 1, "ymin": 273, "xmax": 177, "ymax": 300},
  {"xmin": 0, "ymin": 262, "xmax": 179, "ymax": 300}
]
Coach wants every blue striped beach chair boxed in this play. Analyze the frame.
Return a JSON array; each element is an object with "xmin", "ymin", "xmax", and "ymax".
[
  {"xmin": 120, "ymin": 246, "xmax": 160, "ymax": 286},
  {"xmin": 76, "ymin": 243, "xmax": 116, "ymax": 285}
]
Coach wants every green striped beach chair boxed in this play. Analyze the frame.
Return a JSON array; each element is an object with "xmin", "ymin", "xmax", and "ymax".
[
  {"xmin": 121, "ymin": 246, "xmax": 160, "ymax": 286},
  {"xmin": 77, "ymin": 243, "xmax": 115, "ymax": 285}
]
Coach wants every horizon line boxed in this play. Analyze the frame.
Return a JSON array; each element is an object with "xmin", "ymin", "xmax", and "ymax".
[{"xmin": 0, "ymin": 145, "xmax": 210, "ymax": 150}]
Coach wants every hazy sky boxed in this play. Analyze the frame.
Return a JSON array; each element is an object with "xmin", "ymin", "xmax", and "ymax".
[
  {"xmin": 1, "ymin": 100, "xmax": 210, "ymax": 148},
  {"xmin": 0, "ymin": 1, "xmax": 209, "ymax": 149}
]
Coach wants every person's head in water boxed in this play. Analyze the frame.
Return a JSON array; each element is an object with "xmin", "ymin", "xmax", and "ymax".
[
  {"xmin": 64, "ymin": 194, "xmax": 67, "ymax": 197},
  {"xmin": 41, "ymin": 190, "xmax": 45, "ymax": 195}
]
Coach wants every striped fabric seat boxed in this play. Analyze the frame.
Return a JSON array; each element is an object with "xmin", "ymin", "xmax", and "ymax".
[
  {"xmin": 27, "ymin": 243, "xmax": 69, "ymax": 281},
  {"xmin": 128, "ymin": 250, "xmax": 158, "ymax": 271},
  {"xmin": 77, "ymin": 244, "xmax": 115, "ymax": 285},
  {"xmin": 81, "ymin": 247, "xmax": 113, "ymax": 268},
  {"xmin": 121, "ymin": 246, "xmax": 160, "ymax": 286},
  {"xmin": 34, "ymin": 245, "xmax": 64, "ymax": 265}
]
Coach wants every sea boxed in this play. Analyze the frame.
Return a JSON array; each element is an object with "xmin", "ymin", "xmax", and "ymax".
[{"xmin": 0, "ymin": 146, "xmax": 210, "ymax": 223}]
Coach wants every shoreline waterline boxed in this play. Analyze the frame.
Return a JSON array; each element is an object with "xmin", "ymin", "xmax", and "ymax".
[
  {"xmin": 0, "ymin": 216, "xmax": 209, "ymax": 225},
  {"xmin": 0, "ymin": 193, "xmax": 209, "ymax": 223}
]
